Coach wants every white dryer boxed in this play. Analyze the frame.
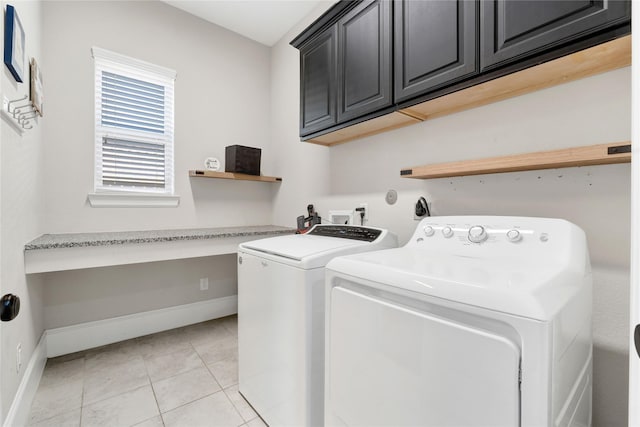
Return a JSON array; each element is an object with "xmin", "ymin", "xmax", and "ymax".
[
  {"xmin": 238, "ymin": 225, "xmax": 397, "ymax": 427},
  {"xmin": 325, "ymin": 216, "xmax": 592, "ymax": 427}
]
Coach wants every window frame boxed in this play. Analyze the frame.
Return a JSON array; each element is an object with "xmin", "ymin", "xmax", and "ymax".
[{"xmin": 89, "ymin": 47, "xmax": 179, "ymax": 208}]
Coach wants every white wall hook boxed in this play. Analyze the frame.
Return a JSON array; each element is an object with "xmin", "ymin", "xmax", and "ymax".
[{"xmin": 2, "ymin": 95, "xmax": 38, "ymax": 134}]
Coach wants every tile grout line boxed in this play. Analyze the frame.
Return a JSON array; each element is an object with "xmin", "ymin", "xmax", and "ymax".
[
  {"xmin": 158, "ymin": 390, "xmax": 224, "ymax": 418},
  {"xmin": 137, "ymin": 338, "xmax": 166, "ymax": 426},
  {"xmin": 29, "ymin": 357, "xmax": 88, "ymax": 427},
  {"xmin": 79, "ymin": 355, "xmax": 86, "ymax": 426},
  {"xmin": 29, "ymin": 317, "xmax": 243, "ymax": 426},
  {"xmin": 146, "ymin": 324, "xmax": 234, "ymax": 418},
  {"xmin": 188, "ymin": 325, "xmax": 246, "ymax": 424},
  {"xmin": 82, "ymin": 356, "xmax": 151, "ymax": 408},
  {"xmin": 146, "ymin": 372, "xmax": 163, "ymax": 425},
  {"xmin": 191, "ymin": 334, "xmax": 246, "ymax": 422}
]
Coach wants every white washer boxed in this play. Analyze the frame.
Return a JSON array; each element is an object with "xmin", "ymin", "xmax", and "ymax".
[
  {"xmin": 238, "ymin": 224, "xmax": 398, "ymax": 427},
  {"xmin": 325, "ymin": 216, "xmax": 592, "ymax": 427}
]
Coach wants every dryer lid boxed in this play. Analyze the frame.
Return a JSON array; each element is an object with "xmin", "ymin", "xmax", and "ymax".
[{"xmin": 326, "ymin": 247, "xmax": 591, "ymax": 321}]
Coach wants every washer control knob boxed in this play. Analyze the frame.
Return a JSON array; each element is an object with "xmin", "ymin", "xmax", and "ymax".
[
  {"xmin": 468, "ymin": 225, "xmax": 488, "ymax": 243},
  {"xmin": 442, "ymin": 226, "xmax": 454, "ymax": 238},
  {"xmin": 423, "ymin": 226, "xmax": 435, "ymax": 237},
  {"xmin": 506, "ymin": 229, "xmax": 521, "ymax": 243}
]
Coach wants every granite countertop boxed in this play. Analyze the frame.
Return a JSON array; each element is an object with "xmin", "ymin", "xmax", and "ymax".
[{"xmin": 25, "ymin": 225, "xmax": 295, "ymax": 250}]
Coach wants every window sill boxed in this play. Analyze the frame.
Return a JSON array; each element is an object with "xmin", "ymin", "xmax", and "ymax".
[{"xmin": 88, "ymin": 192, "xmax": 180, "ymax": 208}]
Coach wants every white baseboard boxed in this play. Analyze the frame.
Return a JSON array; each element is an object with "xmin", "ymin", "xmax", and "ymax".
[
  {"xmin": 46, "ymin": 296, "xmax": 238, "ymax": 357},
  {"xmin": 3, "ymin": 333, "xmax": 47, "ymax": 427}
]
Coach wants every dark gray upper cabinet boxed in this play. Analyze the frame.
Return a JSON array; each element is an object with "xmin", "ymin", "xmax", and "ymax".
[
  {"xmin": 337, "ymin": 0, "xmax": 393, "ymax": 123},
  {"xmin": 481, "ymin": 0, "xmax": 630, "ymax": 71},
  {"xmin": 394, "ymin": 0, "xmax": 478, "ymax": 103},
  {"xmin": 292, "ymin": 0, "xmax": 629, "ymax": 141},
  {"xmin": 299, "ymin": 27, "xmax": 338, "ymax": 136}
]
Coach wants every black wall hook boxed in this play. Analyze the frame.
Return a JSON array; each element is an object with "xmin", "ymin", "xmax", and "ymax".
[{"xmin": 415, "ymin": 197, "xmax": 431, "ymax": 218}]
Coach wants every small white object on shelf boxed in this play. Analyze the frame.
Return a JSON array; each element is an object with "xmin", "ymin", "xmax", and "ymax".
[{"xmin": 204, "ymin": 157, "xmax": 221, "ymax": 171}]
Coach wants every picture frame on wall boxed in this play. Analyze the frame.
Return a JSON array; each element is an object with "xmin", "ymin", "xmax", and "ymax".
[
  {"xmin": 4, "ymin": 4, "xmax": 26, "ymax": 83},
  {"xmin": 30, "ymin": 58, "xmax": 43, "ymax": 116}
]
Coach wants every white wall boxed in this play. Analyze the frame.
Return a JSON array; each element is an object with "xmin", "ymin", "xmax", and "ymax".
[
  {"xmin": 0, "ymin": 0, "xmax": 45, "ymax": 422},
  {"xmin": 41, "ymin": 0, "xmax": 275, "ymax": 234},
  {"xmin": 629, "ymin": 1, "xmax": 640, "ymax": 424},
  {"xmin": 34, "ymin": 1, "xmax": 276, "ymax": 337},
  {"xmin": 0, "ymin": 2, "xmax": 281, "ymax": 420},
  {"xmin": 271, "ymin": 6, "xmax": 631, "ymax": 426},
  {"xmin": 43, "ymin": 255, "xmax": 237, "ymax": 329},
  {"xmin": 269, "ymin": 11, "xmax": 331, "ymax": 226},
  {"xmin": 2, "ymin": 1, "xmax": 629, "ymax": 425}
]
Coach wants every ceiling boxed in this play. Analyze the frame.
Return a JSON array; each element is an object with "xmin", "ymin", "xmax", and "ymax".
[{"xmin": 162, "ymin": 1, "xmax": 330, "ymax": 47}]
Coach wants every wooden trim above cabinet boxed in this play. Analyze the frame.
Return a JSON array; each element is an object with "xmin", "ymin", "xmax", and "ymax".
[
  {"xmin": 305, "ymin": 35, "xmax": 630, "ymax": 147},
  {"xmin": 400, "ymin": 35, "xmax": 631, "ymax": 121},
  {"xmin": 400, "ymin": 142, "xmax": 631, "ymax": 179},
  {"xmin": 305, "ymin": 111, "xmax": 421, "ymax": 146}
]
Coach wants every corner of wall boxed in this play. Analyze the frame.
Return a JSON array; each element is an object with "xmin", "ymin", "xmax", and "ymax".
[{"xmin": 0, "ymin": 0, "xmax": 46, "ymax": 423}]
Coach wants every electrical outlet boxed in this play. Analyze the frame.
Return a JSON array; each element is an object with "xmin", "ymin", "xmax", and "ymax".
[
  {"xmin": 329, "ymin": 210, "xmax": 354, "ymax": 225},
  {"xmin": 16, "ymin": 343, "xmax": 21, "ymax": 373},
  {"xmin": 357, "ymin": 203, "xmax": 368, "ymax": 225},
  {"xmin": 200, "ymin": 277, "xmax": 209, "ymax": 291}
]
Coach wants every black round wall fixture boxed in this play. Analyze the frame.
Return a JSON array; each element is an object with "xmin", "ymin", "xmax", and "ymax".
[
  {"xmin": 635, "ymin": 324, "xmax": 640, "ymax": 359},
  {"xmin": 1, "ymin": 294, "xmax": 20, "ymax": 321}
]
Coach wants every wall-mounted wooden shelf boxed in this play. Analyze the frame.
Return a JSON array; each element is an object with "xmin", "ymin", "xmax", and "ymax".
[
  {"xmin": 400, "ymin": 142, "xmax": 631, "ymax": 179},
  {"xmin": 189, "ymin": 170, "xmax": 282, "ymax": 182}
]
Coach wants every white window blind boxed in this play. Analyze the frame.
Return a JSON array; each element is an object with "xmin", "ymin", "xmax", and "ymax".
[{"xmin": 93, "ymin": 47, "xmax": 176, "ymax": 195}]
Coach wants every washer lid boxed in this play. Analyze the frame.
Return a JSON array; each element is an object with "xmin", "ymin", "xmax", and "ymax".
[
  {"xmin": 326, "ymin": 247, "xmax": 590, "ymax": 321},
  {"xmin": 239, "ymin": 225, "xmax": 397, "ymax": 269},
  {"xmin": 241, "ymin": 234, "xmax": 367, "ymax": 260}
]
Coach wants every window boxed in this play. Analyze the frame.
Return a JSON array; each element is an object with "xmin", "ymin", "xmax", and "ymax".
[{"xmin": 89, "ymin": 47, "xmax": 178, "ymax": 207}]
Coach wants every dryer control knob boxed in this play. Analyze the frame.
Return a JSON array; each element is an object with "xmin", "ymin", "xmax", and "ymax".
[
  {"xmin": 506, "ymin": 229, "xmax": 521, "ymax": 242},
  {"xmin": 442, "ymin": 226, "xmax": 454, "ymax": 238},
  {"xmin": 423, "ymin": 226, "xmax": 435, "ymax": 237},
  {"xmin": 468, "ymin": 225, "xmax": 487, "ymax": 243}
]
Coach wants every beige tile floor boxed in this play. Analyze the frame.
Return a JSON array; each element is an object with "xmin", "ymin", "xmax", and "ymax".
[{"xmin": 27, "ymin": 315, "xmax": 266, "ymax": 427}]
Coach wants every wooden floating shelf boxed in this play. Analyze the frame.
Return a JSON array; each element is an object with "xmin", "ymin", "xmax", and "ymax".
[
  {"xmin": 400, "ymin": 142, "xmax": 631, "ymax": 180},
  {"xmin": 189, "ymin": 170, "xmax": 282, "ymax": 182}
]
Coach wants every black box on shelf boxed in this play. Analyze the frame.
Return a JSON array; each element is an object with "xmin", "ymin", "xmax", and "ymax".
[{"xmin": 225, "ymin": 145, "xmax": 261, "ymax": 176}]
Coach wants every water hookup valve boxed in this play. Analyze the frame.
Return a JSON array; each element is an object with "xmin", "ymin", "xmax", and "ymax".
[{"xmin": 296, "ymin": 204, "xmax": 321, "ymax": 233}]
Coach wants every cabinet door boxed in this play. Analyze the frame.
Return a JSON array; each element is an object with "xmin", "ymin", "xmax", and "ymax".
[
  {"xmin": 481, "ymin": 0, "xmax": 630, "ymax": 71},
  {"xmin": 337, "ymin": 0, "xmax": 392, "ymax": 123},
  {"xmin": 394, "ymin": 0, "xmax": 477, "ymax": 103},
  {"xmin": 300, "ymin": 27, "xmax": 337, "ymax": 136}
]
